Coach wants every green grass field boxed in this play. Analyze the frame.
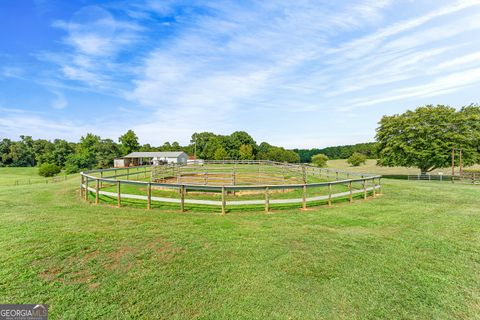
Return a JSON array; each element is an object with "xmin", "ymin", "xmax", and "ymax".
[
  {"xmin": 0, "ymin": 167, "xmax": 75, "ymax": 186},
  {"xmin": 1, "ymin": 167, "xmax": 480, "ymax": 319},
  {"xmin": 327, "ymin": 159, "xmax": 480, "ymax": 176}
]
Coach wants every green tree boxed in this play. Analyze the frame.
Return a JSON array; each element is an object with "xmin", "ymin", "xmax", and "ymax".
[
  {"xmin": 140, "ymin": 143, "xmax": 156, "ymax": 152},
  {"xmin": 347, "ymin": 152, "xmax": 367, "ymax": 166},
  {"xmin": 311, "ymin": 154, "xmax": 328, "ymax": 167},
  {"xmin": 256, "ymin": 142, "xmax": 272, "ymax": 160},
  {"xmin": 8, "ymin": 136, "xmax": 35, "ymax": 167},
  {"xmin": 264, "ymin": 146, "xmax": 300, "ymax": 163},
  {"xmin": 228, "ymin": 131, "xmax": 256, "ymax": 159},
  {"xmin": 96, "ymin": 139, "xmax": 121, "ymax": 168},
  {"xmin": 239, "ymin": 144, "xmax": 254, "ymax": 160},
  {"xmin": 171, "ymin": 141, "xmax": 181, "ymax": 150},
  {"xmin": 64, "ymin": 133, "xmax": 100, "ymax": 172},
  {"xmin": 293, "ymin": 142, "xmax": 378, "ymax": 162},
  {"xmin": 203, "ymin": 137, "xmax": 224, "ymax": 160},
  {"xmin": 51, "ymin": 139, "xmax": 75, "ymax": 167},
  {"xmin": 376, "ymin": 104, "xmax": 480, "ymax": 173},
  {"xmin": 214, "ymin": 147, "xmax": 228, "ymax": 160},
  {"xmin": 119, "ymin": 130, "xmax": 140, "ymax": 155},
  {"xmin": 191, "ymin": 132, "xmax": 217, "ymax": 159},
  {"xmin": 33, "ymin": 139, "xmax": 54, "ymax": 165},
  {"xmin": 0, "ymin": 138, "xmax": 13, "ymax": 166}
]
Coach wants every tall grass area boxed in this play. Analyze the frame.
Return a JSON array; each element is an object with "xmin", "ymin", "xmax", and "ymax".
[{"xmin": 0, "ymin": 168, "xmax": 479, "ymax": 318}]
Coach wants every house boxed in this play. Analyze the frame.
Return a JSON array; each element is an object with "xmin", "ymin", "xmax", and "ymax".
[{"xmin": 114, "ymin": 151, "xmax": 189, "ymax": 167}]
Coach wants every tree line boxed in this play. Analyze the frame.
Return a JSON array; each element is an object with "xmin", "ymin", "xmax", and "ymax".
[
  {"xmin": 293, "ymin": 142, "xmax": 378, "ymax": 163},
  {"xmin": 190, "ymin": 132, "xmax": 299, "ymax": 163},
  {"xmin": 3, "ymin": 104, "xmax": 477, "ymax": 175},
  {"xmin": 0, "ymin": 130, "xmax": 300, "ymax": 174}
]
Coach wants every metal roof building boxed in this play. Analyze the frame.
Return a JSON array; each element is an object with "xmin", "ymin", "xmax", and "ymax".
[
  {"xmin": 123, "ymin": 152, "xmax": 187, "ymax": 159},
  {"xmin": 114, "ymin": 151, "xmax": 188, "ymax": 167}
]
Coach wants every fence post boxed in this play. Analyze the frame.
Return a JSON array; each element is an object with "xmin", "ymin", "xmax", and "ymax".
[
  {"xmin": 221, "ymin": 186, "xmax": 226, "ymax": 215},
  {"xmin": 147, "ymin": 183, "xmax": 152, "ymax": 210},
  {"xmin": 336, "ymin": 171, "xmax": 339, "ymax": 181},
  {"xmin": 348, "ymin": 181, "xmax": 353, "ymax": 203},
  {"xmin": 265, "ymin": 186, "xmax": 269, "ymax": 213},
  {"xmin": 100, "ymin": 171, "xmax": 103, "ymax": 188},
  {"xmin": 373, "ymin": 179, "xmax": 376, "ymax": 197},
  {"xmin": 302, "ymin": 185, "xmax": 307, "ymax": 210},
  {"xmin": 377, "ymin": 178, "xmax": 382, "ymax": 194},
  {"xmin": 326, "ymin": 184, "xmax": 331, "ymax": 206},
  {"xmin": 95, "ymin": 179, "xmax": 100, "ymax": 204},
  {"xmin": 232, "ymin": 169, "xmax": 236, "ymax": 196},
  {"xmin": 127, "ymin": 168, "xmax": 130, "ymax": 180},
  {"xmin": 80, "ymin": 175, "xmax": 84, "ymax": 198},
  {"xmin": 85, "ymin": 177, "xmax": 89, "ymax": 201},
  {"xmin": 117, "ymin": 180, "xmax": 121, "ymax": 208},
  {"xmin": 363, "ymin": 179, "xmax": 367, "ymax": 200},
  {"xmin": 180, "ymin": 185, "xmax": 185, "ymax": 212}
]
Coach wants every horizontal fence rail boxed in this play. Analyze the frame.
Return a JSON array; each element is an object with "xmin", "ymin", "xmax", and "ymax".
[{"xmin": 80, "ymin": 161, "xmax": 382, "ymax": 214}]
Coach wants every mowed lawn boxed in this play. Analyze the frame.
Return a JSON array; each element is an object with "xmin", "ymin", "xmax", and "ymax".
[
  {"xmin": 327, "ymin": 159, "xmax": 480, "ymax": 176},
  {"xmin": 1, "ymin": 169, "xmax": 480, "ymax": 319}
]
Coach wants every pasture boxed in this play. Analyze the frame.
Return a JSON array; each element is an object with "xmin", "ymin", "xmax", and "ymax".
[
  {"xmin": 327, "ymin": 159, "xmax": 480, "ymax": 176},
  {"xmin": 1, "ymin": 167, "xmax": 480, "ymax": 319}
]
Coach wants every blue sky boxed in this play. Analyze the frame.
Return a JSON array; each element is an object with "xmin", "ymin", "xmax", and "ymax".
[{"xmin": 1, "ymin": 0, "xmax": 480, "ymax": 148}]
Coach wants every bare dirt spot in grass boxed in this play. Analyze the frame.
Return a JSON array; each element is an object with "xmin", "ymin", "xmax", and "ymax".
[
  {"xmin": 105, "ymin": 246, "xmax": 136, "ymax": 271},
  {"xmin": 147, "ymin": 238, "xmax": 184, "ymax": 258},
  {"xmin": 38, "ymin": 248, "xmax": 101, "ymax": 287},
  {"xmin": 39, "ymin": 266, "xmax": 97, "ymax": 289},
  {"xmin": 88, "ymin": 282, "xmax": 100, "ymax": 290}
]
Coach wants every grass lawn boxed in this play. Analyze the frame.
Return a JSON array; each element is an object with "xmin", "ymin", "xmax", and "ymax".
[
  {"xmin": 327, "ymin": 159, "xmax": 480, "ymax": 176},
  {"xmin": 0, "ymin": 167, "xmax": 38, "ymax": 184},
  {"xmin": 1, "ymin": 168, "xmax": 480, "ymax": 319},
  {"xmin": 0, "ymin": 167, "xmax": 75, "ymax": 186}
]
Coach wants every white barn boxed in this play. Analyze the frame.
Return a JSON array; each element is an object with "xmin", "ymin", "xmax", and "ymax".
[{"xmin": 115, "ymin": 151, "xmax": 188, "ymax": 167}]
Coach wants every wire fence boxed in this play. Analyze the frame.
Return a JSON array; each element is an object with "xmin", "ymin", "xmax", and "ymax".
[{"xmin": 5, "ymin": 174, "xmax": 74, "ymax": 186}]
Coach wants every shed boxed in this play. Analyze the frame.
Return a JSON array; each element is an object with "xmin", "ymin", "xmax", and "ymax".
[{"xmin": 115, "ymin": 151, "xmax": 189, "ymax": 167}]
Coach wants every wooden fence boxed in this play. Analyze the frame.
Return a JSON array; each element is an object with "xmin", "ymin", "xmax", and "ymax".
[{"xmin": 80, "ymin": 162, "xmax": 382, "ymax": 214}]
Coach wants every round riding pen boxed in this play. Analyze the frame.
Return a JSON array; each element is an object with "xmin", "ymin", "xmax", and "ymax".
[{"xmin": 79, "ymin": 160, "xmax": 382, "ymax": 214}]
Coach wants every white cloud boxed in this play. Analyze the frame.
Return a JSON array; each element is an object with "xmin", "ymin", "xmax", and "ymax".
[
  {"xmin": 341, "ymin": 67, "xmax": 480, "ymax": 110},
  {"xmin": 434, "ymin": 51, "xmax": 480, "ymax": 70},
  {"xmin": 124, "ymin": 0, "xmax": 398, "ymax": 143},
  {"xmin": 15, "ymin": 0, "xmax": 480, "ymax": 147}
]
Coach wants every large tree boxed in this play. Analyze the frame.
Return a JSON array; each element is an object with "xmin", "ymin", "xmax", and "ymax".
[
  {"xmin": 376, "ymin": 104, "xmax": 480, "ymax": 173},
  {"xmin": 119, "ymin": 130, "xmax": 140, "ymax": 155},
  {"xmin": 239, "ymin": 144, "xmax": 254, "ymax": 160}
]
